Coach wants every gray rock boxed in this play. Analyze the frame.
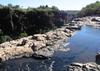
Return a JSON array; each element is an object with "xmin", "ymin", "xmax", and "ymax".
[
  {"xmin": 31, "ymin": 41, "xmax": 46, "ymax": 51},
  {"xmin": 96, "ymin": 53, "xmax": 100, "ymax": 64},
  {"xmin": 17, "ymin": 39, "xmax": 27, "ymax": 46},
  {"xmin": 68, "ymin": 62, "xmax": 100, "ymax": 71},
  {"xmin": 32, "ymin": 34, "xmax": 46, "ymax": 41},
  {"xmin": 71, "ymin": 63, "xmax": 83, "ymax": 67},
  {"xmin": 91, "ymin": 18, "xmax": 100, "ymax": 22}
]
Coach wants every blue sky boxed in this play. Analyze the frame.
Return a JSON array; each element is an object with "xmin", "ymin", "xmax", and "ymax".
[{"xmin": 0, "ymin": 0, "xmax": 99, "ymax": 10}]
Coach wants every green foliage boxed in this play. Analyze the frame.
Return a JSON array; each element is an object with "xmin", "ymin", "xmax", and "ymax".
[
  {"xmin": 19, "ymin": 32, "xmax": 28, "ymax": 38},
  {"xmin": 51, "ymin": 6, "xmax": 59, "ymax": 11},
  {"xmin": 79, "ymin": 1, "xmax": 100, "ymax": 16},
  {"xmin": 0, "ymin": 4, "xmax": 67, "ymax": 43},
  {"xmin": 0, "ymin": 35, "xmax": 12, "ymax": 43}
]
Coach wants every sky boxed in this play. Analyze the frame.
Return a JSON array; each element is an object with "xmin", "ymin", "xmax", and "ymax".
[{"xmin": 0, "ymin": 0, "xmax": 99, "ymax": 10}]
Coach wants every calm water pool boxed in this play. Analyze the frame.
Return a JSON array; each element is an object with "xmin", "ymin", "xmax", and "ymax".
[{"xmin": 67, "ymin": 25, "xmax": 100, "ymax": 63}]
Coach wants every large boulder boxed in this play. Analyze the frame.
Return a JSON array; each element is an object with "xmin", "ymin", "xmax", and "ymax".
[
  {"xmin": 31, "ymin": 41, "xmax": 46, "ymax": 51},
  {"xmin": 33, "ymin": 47, "xmax": 54, "ymax": 59},
  {"xmin": 55, "ymin": 30, "xmax": 66, "ymax": 39},
  {"xmin": 0, "ymin": 47, "xmax": 33, "ymax": 61},
  {"xmin": 32, "ymin": 34, "xmax": 46, "ymax": 41},
  {"xmin": 46, "ymin": 31, "xmax": 56, "ymax": 40},
  {"xmin": 91, "ymin": 18, "xmax": 100, "ymax": 22},
  {"xmin": 17, "ymin": 39, "xmax": 27, "ymax": 46},
  {"xmin": 64, "ymin": 29, "xmax": 71, "ymax": 33}
]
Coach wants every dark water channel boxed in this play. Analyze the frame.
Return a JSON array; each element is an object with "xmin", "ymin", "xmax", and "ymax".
[{"xmin": 1, "ymin": 26, "xmax": 100, "ymax": 71}]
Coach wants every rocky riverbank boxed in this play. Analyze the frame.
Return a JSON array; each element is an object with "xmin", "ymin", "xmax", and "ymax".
[
  {"xmin": 72, "ymin": 16, "xmax": 100, "ymax": 28},
  {"xmin": 0, "ymin": 25, "xmax": 78, "ymax": 62}
]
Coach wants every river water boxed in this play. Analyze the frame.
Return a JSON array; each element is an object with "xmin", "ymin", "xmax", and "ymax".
[{"xmin": 1, "ymin": 26, "xmax": 100, "ymax": 71}]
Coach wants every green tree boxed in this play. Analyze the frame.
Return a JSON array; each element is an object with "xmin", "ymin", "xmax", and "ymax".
[{"xmin": 79, "ymin": 1, "xmax": 100, "ymax": 16}]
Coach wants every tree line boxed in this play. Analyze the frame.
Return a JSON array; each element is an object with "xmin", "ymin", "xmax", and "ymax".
[
  {"xmin": 0, "ymin": 4, "xmax": 68, "ymax": 43},
  {"xmin": 79, "ymin": 1, "xmax": 100, "ymax": 17}
]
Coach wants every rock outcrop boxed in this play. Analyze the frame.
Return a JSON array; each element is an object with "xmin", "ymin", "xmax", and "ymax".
[{"xmin": 0, "ymin": 26, "xmax": 74, "ymax": 61}]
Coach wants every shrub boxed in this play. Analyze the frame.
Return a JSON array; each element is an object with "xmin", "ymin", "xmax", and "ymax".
[
  {"xmin": 0, "ymin": 35, "xmax": 12, "ymax": 43},
  {"xmin": 19, "ymin": 32, "xmax": 28, "ymax": 38}
]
